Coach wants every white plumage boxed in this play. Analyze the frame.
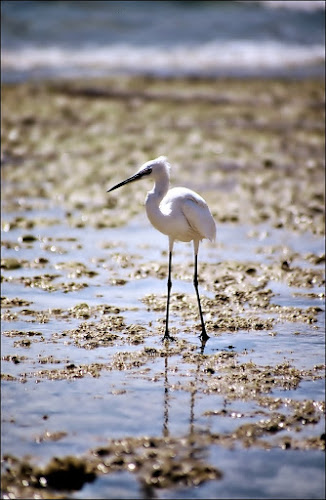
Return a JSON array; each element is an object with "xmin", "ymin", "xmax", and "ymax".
[{"xmin": 107, "ymin": 156, "xmax": 216, "ymax": 343}]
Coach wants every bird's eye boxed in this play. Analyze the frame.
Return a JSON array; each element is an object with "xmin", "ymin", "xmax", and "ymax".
[{"xmin": 145, "ymin": 168, "xmax": 152, "ymax": 175}]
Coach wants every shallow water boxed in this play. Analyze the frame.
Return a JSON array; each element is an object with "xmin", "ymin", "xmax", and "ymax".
[{"xmin": 1, "ymin": 198, "xmax": 325, "ymax": 498}]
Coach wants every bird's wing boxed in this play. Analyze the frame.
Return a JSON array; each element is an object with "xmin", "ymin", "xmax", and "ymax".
[{"xmin": 181, "ymin": 193, "xmax": 216, "ymax": 242}]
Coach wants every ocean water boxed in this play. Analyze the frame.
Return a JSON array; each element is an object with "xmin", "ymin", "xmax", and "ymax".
[{"xmin": 1, "ymin": 0, "xmax": 325, "ymax": 82}]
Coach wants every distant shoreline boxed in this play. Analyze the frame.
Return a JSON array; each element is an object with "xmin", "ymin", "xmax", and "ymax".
[{"xmin": 2, "ymin": 65, "xmax": 325, "ymax": 86}]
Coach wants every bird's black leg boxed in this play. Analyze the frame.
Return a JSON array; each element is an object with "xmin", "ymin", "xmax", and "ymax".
[
  {"xmin": 193, "ymin": 253, "xmax": 209, "ymax": 342},
  {"xmin": 163, "ymin": 251, "xmax": 175, "ymax": 341}
]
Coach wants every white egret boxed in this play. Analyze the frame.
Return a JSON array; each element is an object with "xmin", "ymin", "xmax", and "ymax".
[{"xmin": 107, "ymin": 156, "xmax": 216, "ymax": 342}]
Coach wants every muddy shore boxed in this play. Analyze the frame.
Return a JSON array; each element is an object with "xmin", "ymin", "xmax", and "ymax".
[{"xmin": 1, "ymin": 75, "xmax": 325, "ymax": 499}]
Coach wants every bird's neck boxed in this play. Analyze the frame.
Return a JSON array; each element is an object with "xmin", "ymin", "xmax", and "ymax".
[
  {"xmin": 147, "ymin": 177, "xmax": 169, "ymax": 205},
  {"xmin": 145, "ymin": 178, "xmax": 169, "ymax": 233}
]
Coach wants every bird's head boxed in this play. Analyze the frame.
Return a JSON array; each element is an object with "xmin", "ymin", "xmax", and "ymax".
[{"xmin": 107, "ymin": 156, "xmax": 170, "ymax": 193}]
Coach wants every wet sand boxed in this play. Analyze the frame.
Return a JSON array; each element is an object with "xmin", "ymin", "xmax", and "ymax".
[{"xmin": 1, "ymin": 75, "xmax": 325, "ymax": 499}]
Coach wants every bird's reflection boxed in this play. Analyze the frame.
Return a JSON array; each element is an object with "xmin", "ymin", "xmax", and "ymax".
[
  {"xmin": 141, "ymin": 341, "xmax": 222, "ymax": 499},
  {"xmin": 163, "ymin": 348, "xmax": 170, "ymax": 438},
  {"xmin": 162, "ymin": 339, "xmax": 207, "ymax": 439}
]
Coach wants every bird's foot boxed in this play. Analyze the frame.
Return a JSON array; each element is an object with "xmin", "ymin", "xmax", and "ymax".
[
  {"xmin": 199, "ymin": 331, "xmax": 209, "ymax": 353},
  {"xmin": 162, "ymin": 333, "xmax": 175, "ymax": 342},
  {"xmin": 200, "ymin": 330, "xmax": 209, "ymax": 342}
]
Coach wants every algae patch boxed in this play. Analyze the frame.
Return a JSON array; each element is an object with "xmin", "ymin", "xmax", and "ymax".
[{"xmin": 1, "ymin": 433, "xmax": 222, "ymax": 498}]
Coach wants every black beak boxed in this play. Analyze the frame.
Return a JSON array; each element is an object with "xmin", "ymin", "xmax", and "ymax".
[
  {"xmin": 107, "ymin": 168, "xmax": 152, "ymax": 193},
  {"xmin": 107, "ymin": 172, "xmax": 144, "ymax": 193}
]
